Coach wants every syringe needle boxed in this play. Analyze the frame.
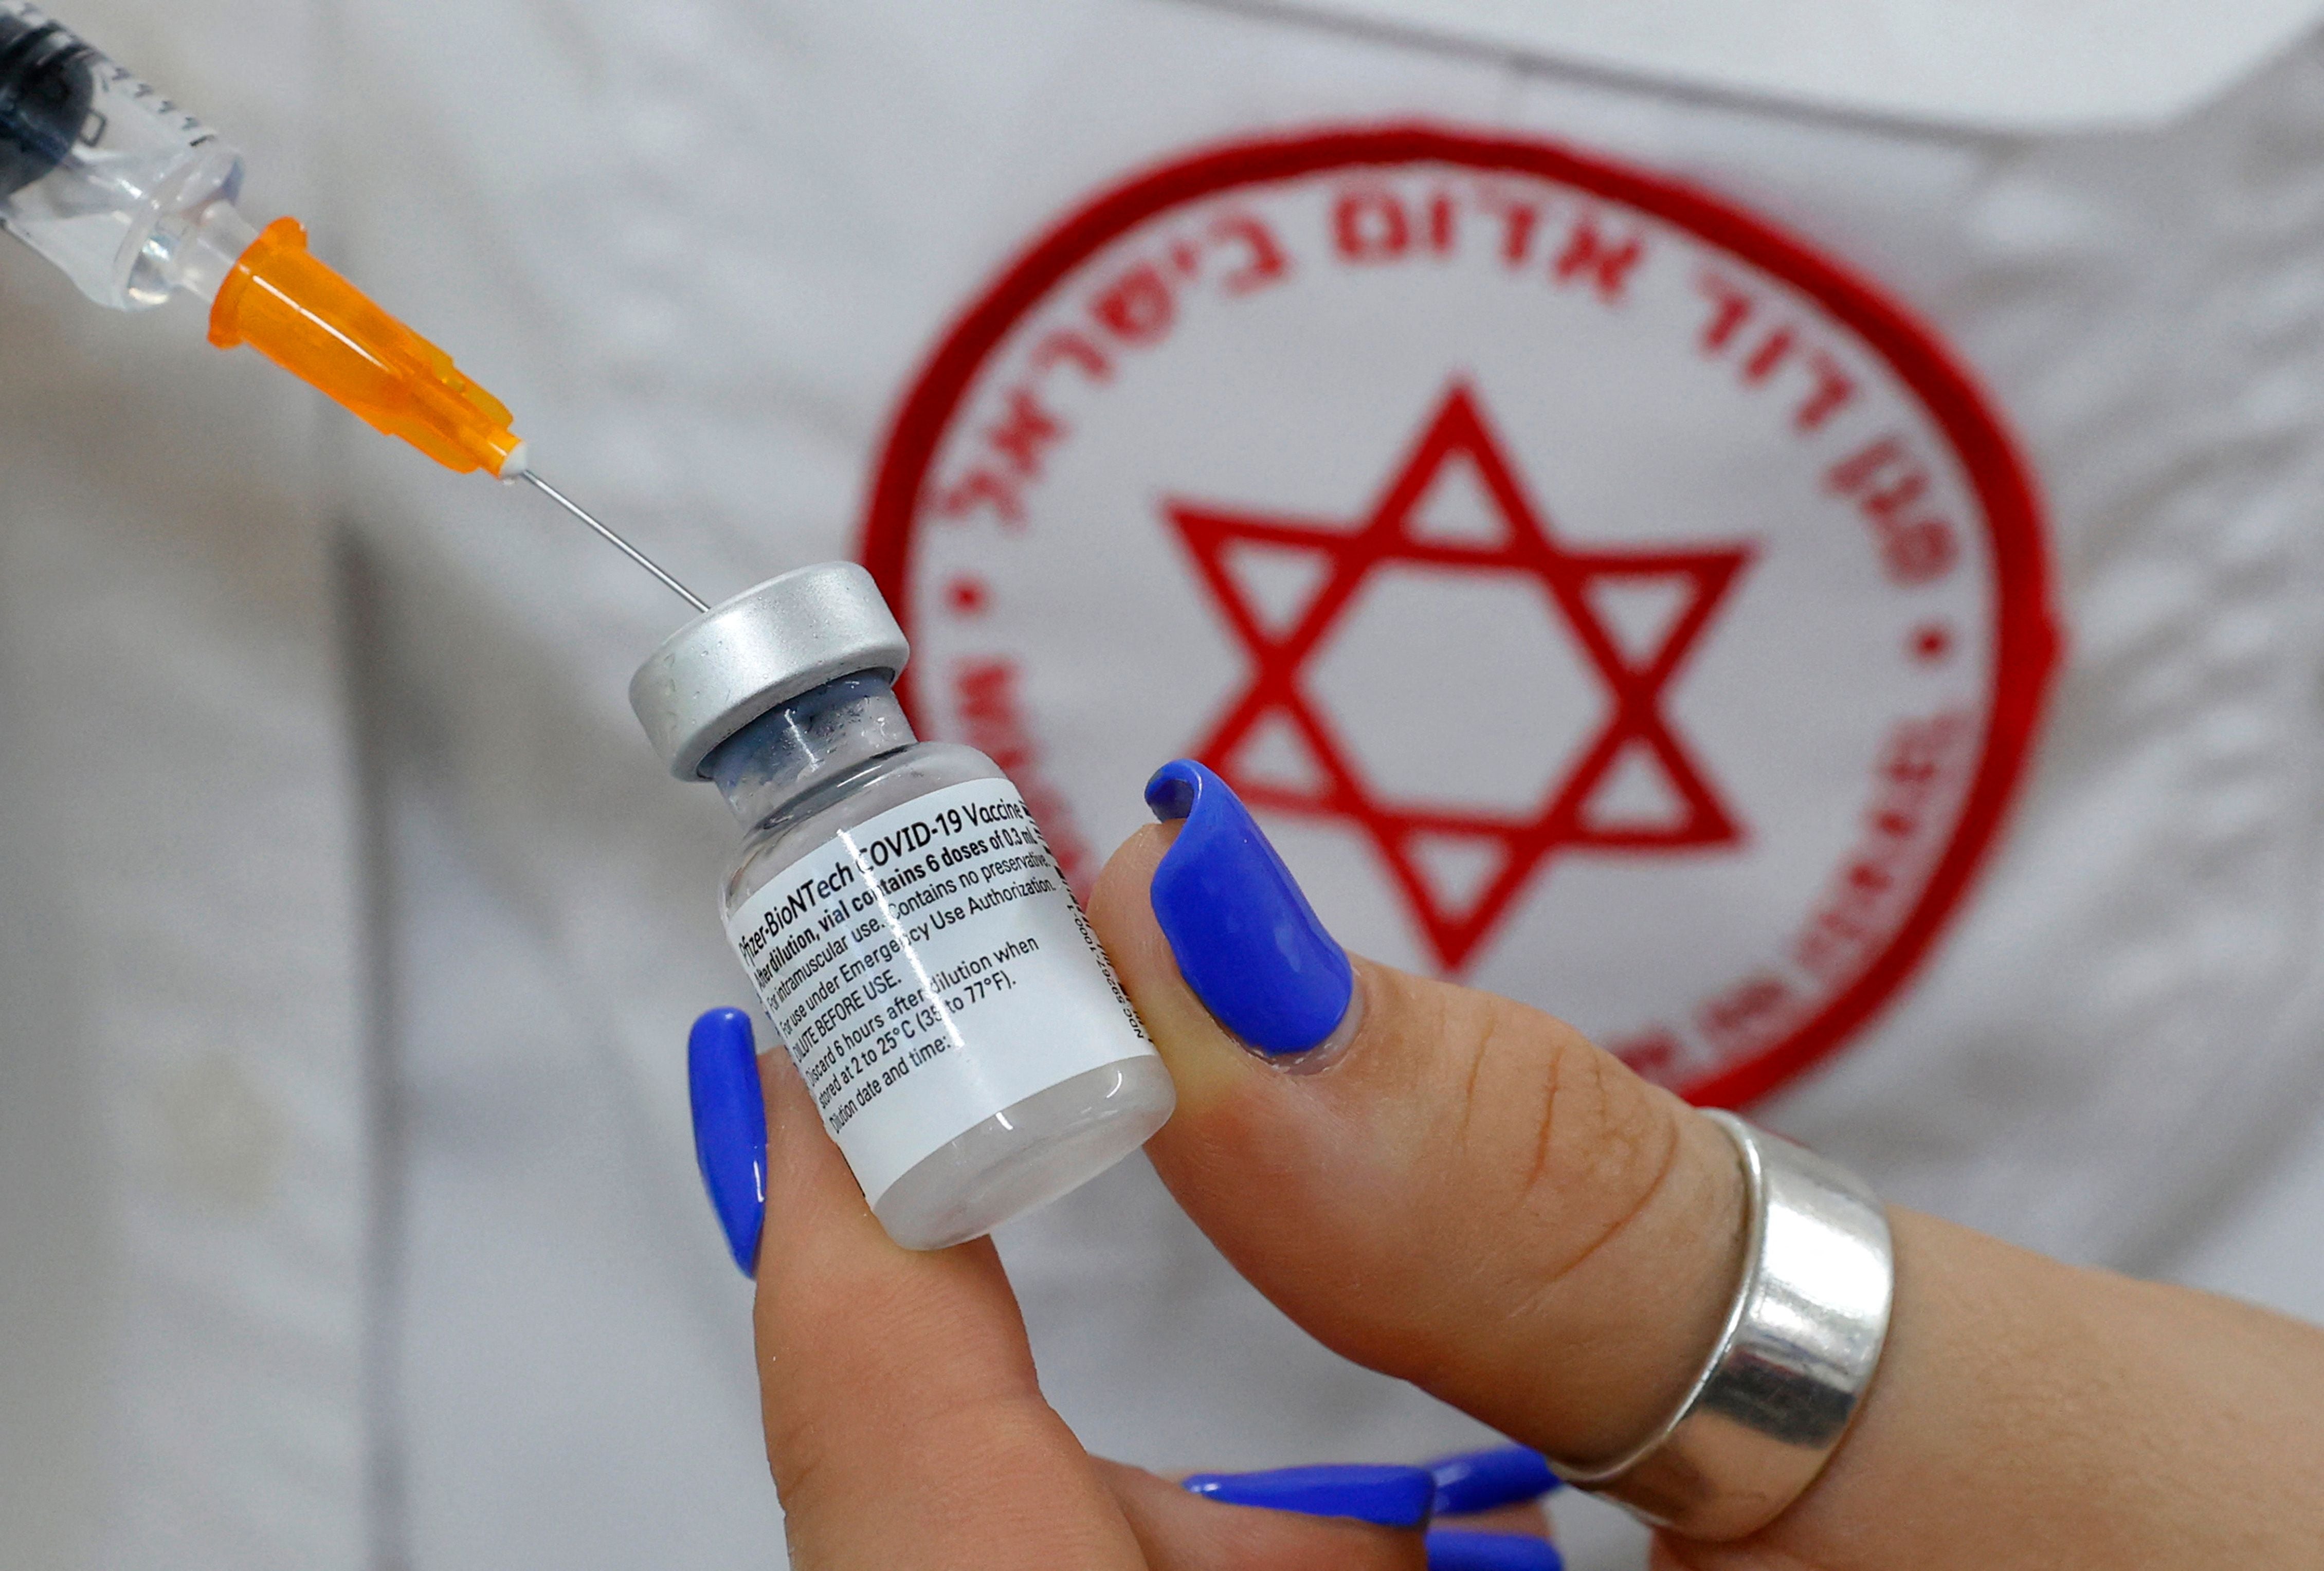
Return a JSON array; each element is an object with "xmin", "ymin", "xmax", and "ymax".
[{"xmin": 519, "ymin": 471, "xmax": 711, "ymax": 614}]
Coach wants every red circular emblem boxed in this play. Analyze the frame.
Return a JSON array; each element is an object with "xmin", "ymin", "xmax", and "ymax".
[{"xmin": 863, "ymin": 124, "xmax": 2058, "ymax": 1106}]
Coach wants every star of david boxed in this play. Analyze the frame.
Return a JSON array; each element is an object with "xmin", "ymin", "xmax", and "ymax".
[{"xmin": 1166, "ymin": 382, "xmax": 1756, "ymax": 973}]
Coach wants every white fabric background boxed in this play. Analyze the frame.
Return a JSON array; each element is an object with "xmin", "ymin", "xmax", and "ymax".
[
  {"xmin": 1256, "ymin": 0, "xmax": 2324, "ymax": 127},
  {"xmin": 4, "ymin": 3, "xmax": 2324, "ymax": 1569}
]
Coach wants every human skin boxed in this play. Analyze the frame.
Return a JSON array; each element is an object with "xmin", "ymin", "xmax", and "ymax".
[{"xmin": 747, "ymin": 822, "xmax": 2324, "ymax": 1568}]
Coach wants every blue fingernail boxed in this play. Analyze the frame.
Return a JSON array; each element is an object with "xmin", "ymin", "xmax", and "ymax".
[
  {"xmin": 689, "ymin": 1007, "xmax": 767, "ymax": 1277},
  {"xmin": 1145, "ymin": 760, "xmax": 1354, "ymax": 1055},
  {"xmin": 1426, "ymin": 1445, "xmax": 1560, "ymax": 1515},
  {"xmin": 1182, "ymin": 1463, "xmax": 1435, "ymax": 1528},
  {"xmin": 1425, "ymin": 1529, "xmax": 1564, "ymax": 1571}
]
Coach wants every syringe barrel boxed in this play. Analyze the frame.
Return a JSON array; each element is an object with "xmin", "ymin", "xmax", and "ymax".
[{"xmin": 0, "ymin": 3, "xmax": 244, "ymax": 309}]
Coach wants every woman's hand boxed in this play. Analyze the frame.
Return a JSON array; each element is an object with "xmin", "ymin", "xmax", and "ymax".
[
  {"xmin": 717, "ymin": 1006, "xmax": 1555, "ymax": 1568},
  {"xmin": 1085, "ymin": 762, "xmax": 2324, "ymax": 1567},
  {"xmin": 699, "ymin": 759, "xmax": 2324, "ymax": 1567}
]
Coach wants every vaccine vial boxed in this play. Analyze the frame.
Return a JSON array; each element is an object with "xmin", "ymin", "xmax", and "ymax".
[{"xmin": 631, "ymin": 563, "xmax": 1173, "ymax": 1249}]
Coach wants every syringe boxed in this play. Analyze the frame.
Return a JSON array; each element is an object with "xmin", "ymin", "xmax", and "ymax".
[{"xmin": 0, "ymin": 4, "xmax": 705, "ymax": 610}]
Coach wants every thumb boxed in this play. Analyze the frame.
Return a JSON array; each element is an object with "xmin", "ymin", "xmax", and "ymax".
[{"xmin": 1086, "ymin": 761, "xmax": 1747, "ymax": 1467}]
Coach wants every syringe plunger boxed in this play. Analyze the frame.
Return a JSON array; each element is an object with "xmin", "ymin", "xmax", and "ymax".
[
  {"xmin": 0, "ymin": 5, "xmax": 700, "ymax": 605},
  {"xmin": 0, "ymin": 3, "xmax": 526, "ymax": 477},
  {"xmin": 0, "ymin": 2, "xmax": 242, "ymax": 309}
]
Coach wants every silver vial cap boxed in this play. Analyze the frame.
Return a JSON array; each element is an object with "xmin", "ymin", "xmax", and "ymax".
[{"xmin": 629, "ymin": 562, "xmax": 911, "ymax": 779}]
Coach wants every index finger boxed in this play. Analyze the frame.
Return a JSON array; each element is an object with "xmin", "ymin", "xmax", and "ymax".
[{"xmin": 751, "ymin": 1048, "xmax": 1141, "ymax": 1569}]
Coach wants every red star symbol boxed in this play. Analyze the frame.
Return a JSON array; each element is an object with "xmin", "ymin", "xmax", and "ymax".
[{"xmin": 1167, "ymin": 382, "xmax": 1756, "ymax": 972}]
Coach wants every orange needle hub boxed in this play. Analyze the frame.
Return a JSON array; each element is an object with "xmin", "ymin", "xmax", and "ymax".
[{"xmin": 208, "ymin": 216, "xmax": 525, "ymax": 478}]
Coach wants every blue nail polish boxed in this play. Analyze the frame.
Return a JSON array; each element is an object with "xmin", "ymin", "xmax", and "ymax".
[
  {"xmin": 1182, "ymin": 1463, "xmax": 1435, "ymax": 1528},
  {"xmin": 1425, "ymin": 1529, "xmax": 1564, "ymax": 1571},
  {"xmin": 1426, "ymin": 1445, "xmax": 1560, "ymax": 1515},
  {"xmin": 688, "ymin": 1007, "xmax": 767, "ymax": 1277},
  {"xmin": 1145, "ymin": 760, "xmax": 1354, "ymax": 1055}
]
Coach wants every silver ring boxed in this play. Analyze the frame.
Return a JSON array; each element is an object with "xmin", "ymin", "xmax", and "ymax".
[{"xmin": 1549, "ymin": 1110, "xmax": 1894, "ymax": 1540}]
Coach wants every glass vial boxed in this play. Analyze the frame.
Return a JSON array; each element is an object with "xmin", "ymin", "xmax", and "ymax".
[{"xmin": 632, "ymin": 563, "xmax": 1173, "ymax": 1250}]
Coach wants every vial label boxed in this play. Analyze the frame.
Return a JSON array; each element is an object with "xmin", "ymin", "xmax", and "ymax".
[{"xmin": 726, "ymin": 777, "xmax": 1154, "ymax": 1205}]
